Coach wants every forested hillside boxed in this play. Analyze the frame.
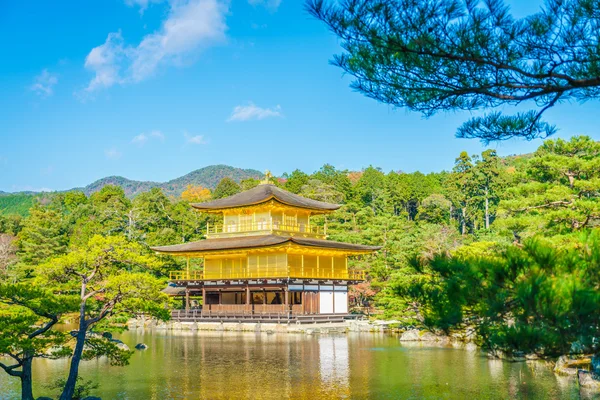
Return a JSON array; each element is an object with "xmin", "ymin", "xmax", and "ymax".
[{"xmin": 0, "ymin": 194, "xmax": 42, "ymax": 216}]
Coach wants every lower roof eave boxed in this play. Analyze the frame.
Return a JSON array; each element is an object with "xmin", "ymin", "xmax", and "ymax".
[{"xmin": 151, "ymin": 234, "xmax": 381, "ymax": 257}]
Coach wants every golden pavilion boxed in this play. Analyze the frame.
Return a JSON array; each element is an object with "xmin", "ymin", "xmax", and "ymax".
[{"xmin": 152, "ymin": 180, "xmax": 380, "ymax": 322}]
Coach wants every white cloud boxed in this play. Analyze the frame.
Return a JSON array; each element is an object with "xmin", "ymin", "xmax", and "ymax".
[
  {"xmin": 227, "ymin": 102, "xmax": 282, "ymax": 122},
  {"xmin": 150, "ymin": 130, "xmax": 165, "ymax": 140},
  {"xmin": 132, "ymin": 130, "xmax": 165, "ymax": 145},
  {"xmin": 84, "ymin": 31, "xmax": 125, "ymax": 92},
  {"xmin": 30, "ymin": 69, "xmax": 58, "ymax": 97},
  {"xmin": 105, "ymin": 148, "xmax": 122, "ymax": 159},
  {"xmin": 248, "ymin": 0, "xmax": 281, "ymax": 11},
  {"xmin": 83, "ymin": 0, "xmax": 228, "ymax": 92},
  {"xmin": 131, "ymin": 133, "xmax": 148, "ymax": 145},
  {"xmin": 184, "ymin": 131, "xmax": 207, "ymax": 145},
  {"xmin": 125, "ymin": 0, "xmax": 163, "ymax": 13}
]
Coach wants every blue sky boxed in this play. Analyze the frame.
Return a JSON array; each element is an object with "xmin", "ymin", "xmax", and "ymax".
[{"xmin": 1, "ymin": 0, "xmax": 598, "ymax": 192}]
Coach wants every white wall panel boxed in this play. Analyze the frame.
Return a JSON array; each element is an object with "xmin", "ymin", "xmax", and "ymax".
[
  {"xmin": 320, "ymin": 291, "xmax": 334, "ymax": 314},
  {"xmin": 334, "ymin": 291, "xmax": 348, "ymax": 314}
]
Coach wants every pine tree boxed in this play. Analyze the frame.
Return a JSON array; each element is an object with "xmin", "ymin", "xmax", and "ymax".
[
  {"xmin": 17, "ymin": 206, "xmax": 68, "ymax": 276},
  {"xmin": 212, "ymin": 178, "xmax": 241, "ymax": 199},
  {"xmin": 309, "ymin": 0, "xmax": 600, "ymax": 142},
  {"xmin": 496, "ymin": 136, "xmax": 600, "ymax": 241}
]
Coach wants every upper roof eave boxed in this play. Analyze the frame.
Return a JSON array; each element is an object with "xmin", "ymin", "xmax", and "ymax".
[{"xmin": 191, "ymin": 184, "xmax": 340, "ymax": 213}]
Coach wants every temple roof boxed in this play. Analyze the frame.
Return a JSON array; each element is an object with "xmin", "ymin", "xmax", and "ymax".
[
  {"xmin": 191, "ymin": 184, "xmax": 340, "ymax": 212},
  {"xmin": 162, "ymin": 284, "xmax": 186, "ymax": 296},
  {"xmin": 150, "ymin": 234, "xmax": 381, "ymax": 255}
]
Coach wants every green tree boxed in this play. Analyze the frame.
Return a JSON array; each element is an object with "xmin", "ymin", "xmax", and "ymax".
[
  {"xmin": 76, "ymin": 186, "xmax": 132, "ymax": 241},
  {"xmin": 473, "ymin": 150, "xmax": 505, "ymax": 229},
  {"xmin": 129, "ymin": 188, "xmax": 176, "ymax": 243},
  {"xmin": 17, "ymin": 206, "xmax": 68, "ymax": 276},
  {"xmin": 37, "ymin": 235, "xmax": 170, "ymax": 400},
  {"xmin": 283, "ymin": 169, "xmax": 310, "ymax": 194},
  {"xmin": 300, "ymin": 179, "xmax": 345, "ymax": 204},
  {"xmin": 312, "ymin": 164, "xmax": 352, "ymax": 199},
  {"xmin": 240, "ymin": 178, "xmax": 261, "ymax": 191},
  {"xmin": 447, "ymin": 152, "xmax": 476, "ymax": 234},
  {"xmin": 353, "ymin": 166, "xmax": 387, "ymax": 213},
  {"xmin": 308, "ymin": 0, "xmax": 600, "ymax": 142},
  {"xmin": 417, "ymin": 194, "xmax": 452, "ymax": 224},
  {"xmin": 0, "ymin": 285, "xmax": 77, "ymax": 400},
  {"xmin": 496, "ymin": 136, "xmax": 600, "ymax": 241},
  {"xmin": 398, "ymin": 233, "xmax": 600, "ymax": 359},
  {"xmin": 0, "ymin": 214, "xmax": 23, "ymax": 236},
  {"xmin": 212, "ymin": 178, "xmax": 241, "ymax": 199}
]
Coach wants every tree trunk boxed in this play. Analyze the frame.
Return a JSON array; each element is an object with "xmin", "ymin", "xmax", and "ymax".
[
  {"xmin": 461, "ymin": 207, "xmax": 467, "ymax": 235},
  {"xmin": 127, "ymin": 210, "xmax": 134, "ymax": 241},
  {"xmin": 20, "ymin": 357, "xmax": 34, "ymax": 400},
  {"xmin": 60, "ymin": 327, "xmax": 86, "ymax": 400},
  {"xmin": 60, "ymin": 305, "xmax": 88, "ymax": 400},
  {"xmin": 485, "ymin": 187, "xmax": 490, "ymax": 230}
]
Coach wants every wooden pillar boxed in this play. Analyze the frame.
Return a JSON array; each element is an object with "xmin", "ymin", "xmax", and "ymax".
[
  {"xmin": 186, "ymin": 257, "xmax": 190, "ymax": 279},
  {"xmin": 317, "ymin": 256, "xmax": 320, "ymax": 278},
  {"xmin": 201, "ymin": 287, "xmax": 206, "ymax": 307},
  {"xmin": 246, "ymin": 283, "xmax": 250, "ymax": 312},
  {"xmin": 345, "ymin": 257, "xmax": 348, "ymax": 279},
  {"xmin": 284, "ymin": 289, "xmax": 289, "ymax": 314},
  {"xmin": 331, "ymin": 256, "xmax": 334, "ymax": 279},
  {"xmin": 185, "ymin": 287, "xmax": 190, "ymax": 312},
  {"xmin": 218, "ymin": 289, "xmax": 222, "ymax": 305}
]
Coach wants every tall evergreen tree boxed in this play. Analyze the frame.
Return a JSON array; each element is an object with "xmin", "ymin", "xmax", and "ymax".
[
  {"xmin": 447, "ymin": 152, "xmax": 476, "ymax": 234},
  {"xmin": 212, "ymin": 178, "xmax": 241, "ymax": 199},
  {"xmin": 17, "ymin": 206, "xmax": 68, "ymax": 276},
  {"xmin": 473, "ymin": 149, "xmax": 505, "ymax": 229}
]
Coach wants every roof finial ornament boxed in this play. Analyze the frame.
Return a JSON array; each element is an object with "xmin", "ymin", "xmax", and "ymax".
[{"xmin": 261, "ymin": 170, "xmax": 273, "ymax": 185}]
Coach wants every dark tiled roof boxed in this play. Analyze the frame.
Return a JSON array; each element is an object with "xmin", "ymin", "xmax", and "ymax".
[
  {"xmin": 162, "ymin": 285, "xmax": 186, "ymax": 295},
  {"xmin": 191, "ymin": 184, "xmax": 340, "ymax": 212},
  {"xmin": 150, "ymin": 235, "xmax": 381, "ymax": 254}
]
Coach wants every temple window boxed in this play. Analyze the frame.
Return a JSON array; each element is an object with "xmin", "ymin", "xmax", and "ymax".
[{"xmin": 251, "ymin": 292, "xmax": 264, "ymax": 304}]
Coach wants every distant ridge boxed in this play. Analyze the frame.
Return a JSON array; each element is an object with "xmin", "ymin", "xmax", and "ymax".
[
  {"xmin": 78, "ymin": 165, "xmax": 263, "ymax": 198},
  {"xmin": 0, "ymin": 166, "xmax": 263, "ymax": 214}
]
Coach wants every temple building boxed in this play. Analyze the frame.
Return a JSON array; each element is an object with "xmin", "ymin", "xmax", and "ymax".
[{"xmin": 152, "ymin": 179, "xmax": 380, "ymax": 322}]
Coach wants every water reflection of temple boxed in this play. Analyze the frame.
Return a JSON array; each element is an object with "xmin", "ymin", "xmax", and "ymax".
[{"xmin": 188, "ymin": 333, "xmax": 352, "ymax": 399}]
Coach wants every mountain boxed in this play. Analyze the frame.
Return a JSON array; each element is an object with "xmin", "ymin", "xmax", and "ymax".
[
  {"xmin": 79, "ymin": 176, "xmax": 161, "ymax": 198},
  {"xmin": 80, "ymin": 165, "xmax": 263, "ymax": 198}
]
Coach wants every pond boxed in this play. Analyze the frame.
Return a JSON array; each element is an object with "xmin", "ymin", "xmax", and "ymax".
[{"xmin": 0, "ymin": 330, "xmax": 585, "ymax": 399}]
